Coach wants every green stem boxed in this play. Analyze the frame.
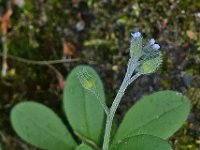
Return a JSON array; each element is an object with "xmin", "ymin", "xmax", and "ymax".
[
  {"xmin": 93, "ymin": 91, "xmax": 109, "ymax": 116},
  {"xmin": 102, "ymin": 73, "xmax": 141, "ymax": 150}
]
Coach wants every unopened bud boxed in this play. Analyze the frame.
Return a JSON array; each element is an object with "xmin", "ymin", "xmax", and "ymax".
[
  {"xmin": 138, "ymin": 56, "xmax": 162, "ymax": 74},
  {"xmin": 130, "ymin": 32, "xmax": 143, "ymax": 57},
  {"xmin": 77, "ymin": 68, "xmax": 96, "ymax": 91},
  {"xmin": 152, "ymin": 44, "xmax": 160, "ymax": 50}
]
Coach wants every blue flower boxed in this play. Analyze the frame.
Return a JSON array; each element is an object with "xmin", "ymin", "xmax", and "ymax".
[
  {"xmin": 152, "ymin": 44, "xmax": 160, "ymax": 50},
  {"xmin": 131, "ymin": 32, "xmax": 141, "ymax": 38},
  {"xmin": 149, "ymin": 39, "xmax": 155, "ymax": 45}
]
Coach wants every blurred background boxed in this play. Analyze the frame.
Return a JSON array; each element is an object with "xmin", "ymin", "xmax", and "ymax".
[{"xmin": 0, "ymin": 0, "xmax": 199, "ymax": 149}]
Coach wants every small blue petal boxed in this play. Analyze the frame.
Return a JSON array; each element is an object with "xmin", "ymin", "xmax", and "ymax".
[
  {"xmin": 153, "ymin": 44, "xmax": 160, "ymax": 50},
  {"xmin": 149, "ymin": 39, "xmax": 155, "ymax": 45},
  {"xmin": 131, "ymin": 32, "xmax": 141, "ymax": 38}
]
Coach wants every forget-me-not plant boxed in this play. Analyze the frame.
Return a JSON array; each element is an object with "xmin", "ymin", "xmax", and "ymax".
[
  {"xmin": 10, "ymin": 31, "xmax": 190, "ymax": 150},
  {"xmin": 79, "ymin": 32, "xmax": 162, "ymax": 150}
]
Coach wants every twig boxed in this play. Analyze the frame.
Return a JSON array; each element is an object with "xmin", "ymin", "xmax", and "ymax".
[
  {"xmin": 1, "ymin": 0, "xmax": 12, "ymax": 76},
  {"xmin": 0, "ymin": 52, "xmax": 80, "ymax": 65},
  {"xmin": 1, "ymin": 35, "xmax": 8, "ymax": 76},
  {"xmin": 102, "ymin": 73, "xmax": 141, "ymax": 150}
]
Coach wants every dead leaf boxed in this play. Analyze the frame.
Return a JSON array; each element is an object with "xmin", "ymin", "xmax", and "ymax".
[
  {"xmin": 12, "ymin": 0, "xmax": 25, "ymax": 7},
  {"xmin": 76, "ymin": 12, "xmax": 82, "ymax": 20},
  {"xmin": 47, "ymin": 64, "xmax": 65, "ymax": 90},
  {"xmin": 76, "ymin": 12, "xmax": 85, "ymax": 32},
  {"xmin": 63, "ymin": 41, "xmax": 75, "ymax": 56},
  {"xmin": 186, "ymin": 30, "xmax": 197, "ymax": 40},
  {"xmin": 161, "ymin": 19, "xmax": 168, "ymax": 30},
  {"xmin": 0, "ymin": 9, "xmax": 13, "ymax": 35},
  {"xmin": 76, "ymin": 20, "xmax": 85, "ymax": 32},
  {"xmin": 2, "ymin": 61, "xmax": 8, "ymax": 76},
  {"xmin": 72, "ymin": 0, "xmax": 81, "ymax": 7}
]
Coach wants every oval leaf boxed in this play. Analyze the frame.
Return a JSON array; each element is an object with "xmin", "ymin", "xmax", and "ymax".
[
  {"xmin": 113, "ymin": 90, "xmax": 190, "ymax": 144},
  {"xmin": 11, "ymin": 102, "xmax": 76, "ymax": 150},
  {"xmin": 64, "ymin": 65, "xmax": 105, "ymax": 145},
  {"xmin": 76, "ymin": 143, "xmax": 93, "ymax": 150},
  {"xmin": 110, "ymin": 134, "xmax": 172, "ymax": 150}
]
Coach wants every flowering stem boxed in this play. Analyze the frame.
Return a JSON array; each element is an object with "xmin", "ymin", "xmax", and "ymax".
[{"xmin": 102, "ymin": 72, "xmax": 141, "ymax": 150}]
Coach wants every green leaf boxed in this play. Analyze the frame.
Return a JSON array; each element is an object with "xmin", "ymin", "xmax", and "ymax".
[
  {"xmin": 112, "ymin": 90, "xmax": 190, "ymax": 144},
  {"xmin": 110, "ymin": 134, "xmax": 172, "ymax": 150},
  {"xmin": 76, "ymin": 143, "xmax": 93, "ymax": 150},
  {"xmin": 11, "ymin": 102, "xmax": 76, "ymax": 150},
  {"xmin": 84, "ymin": 39, "xmax": 110, "ymax": 46},
  {"xmin": 64, "ymin": 65, "xmax": 105, "ymax": 145}
]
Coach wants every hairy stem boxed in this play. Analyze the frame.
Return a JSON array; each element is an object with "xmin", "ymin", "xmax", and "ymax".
[
  {"xmin": 93, "ymin": 91, "xmax": 109, "ymax": 116},
  {"xmin": 102, "ymin": 72, "xmax": 141, "ymax": 150}
]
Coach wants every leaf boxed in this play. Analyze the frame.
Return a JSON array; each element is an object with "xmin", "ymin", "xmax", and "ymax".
[
  {"xmin": 0, "ymin": 9, "xmax": 13, "ymax": 35},
  {"xmin": 76, "ymin": 143, "xmax": 93, "ymax": 150},
  {"xmin": 47, "ymin": 64, "xmax": 65, "ymax": 90},
  {"xmin": 64, "ymin": 65, "xmax": 105, "ymax": 145},
  {"xmin": 84, "ymin": 39, "xmax": 110, "ymax": 46},
  {"xmin": 11, "ymin": 102, "xmax": 77, "ymax": 150},
  {"xmin": 110, "ymin": 134, "xmax": 172, "ymax": 150},
  {"xmin": 72, "ymin": 0, "xmax": 81, "ymax": 7},
  {"xmin": 63, "ymin": 41, "xmax": 75, "ymax": 56},
  {"xmin": 112, "ymin": 90, "xmax": 190, "ymax": 144},
  {"xmin": 186, "ymin": 30, "xmax": 197, "ymax": 40},
  {"xmin": 12, "ymin": 0, "xmax": 25, "ymax": 7}
]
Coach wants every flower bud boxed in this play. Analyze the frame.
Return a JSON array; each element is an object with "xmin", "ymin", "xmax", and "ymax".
[
  {"xmin": 138, "ymin": 56, "xmax": 162, "ymax": 74},
  {"xmin": 149, "ymin": 38, "xmax": 155, "ymax": 45},
  {"xmin": 130, "ymin": 32, "xmax": 143, "ymax": 57},
  {"xmin": 152, "ymin": 44, "xmax": 160, "ymax": 50},
  {"xmin": 77, "ymin": 68, "xmax": 96, "ymax": 91}
]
